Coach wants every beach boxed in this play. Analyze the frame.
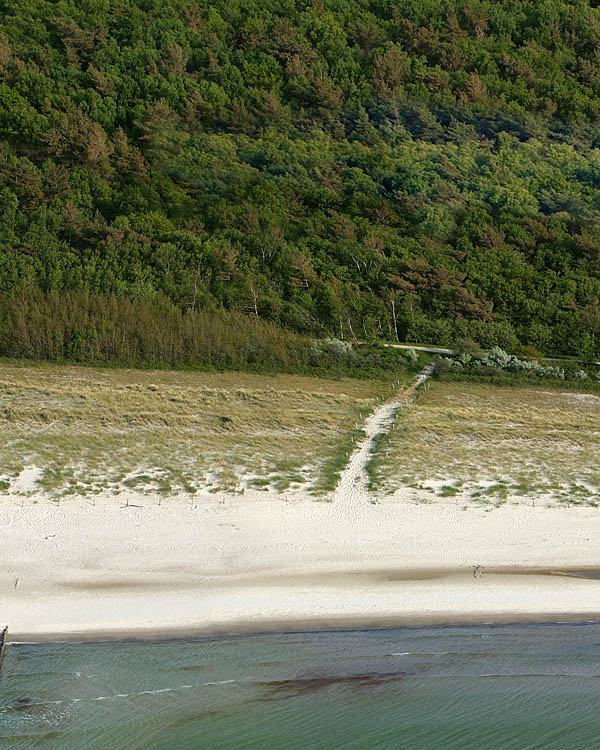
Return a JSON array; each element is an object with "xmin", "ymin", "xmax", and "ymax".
[
  {"xmin": 2, "ymin": 492, "xmax": 600, "ymax": 641},
  {"xmin": 2, "ymin": 362, "xmax": 599, "ymax": 641}
]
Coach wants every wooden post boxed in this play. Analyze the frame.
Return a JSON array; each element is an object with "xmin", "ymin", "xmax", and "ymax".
[{"xmin": 0, "ymin": 626, "xmax": 7, "ymax": 672}]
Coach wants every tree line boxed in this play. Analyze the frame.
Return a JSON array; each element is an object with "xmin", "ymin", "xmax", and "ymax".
[
  {"xmin": 1, "ymin": 0, "xmax": 600, "ymax": 361},
  {"xmin": 0, "ymin": 288, "xmax": 419, "ymax": 378}
]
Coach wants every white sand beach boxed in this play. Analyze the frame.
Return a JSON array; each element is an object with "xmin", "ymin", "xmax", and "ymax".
[
  {"xmin": 2, "ymin": 491, "xmax": 600, "ymax": 641},
  {"xmin": 2, "ymin": 364, "xmax": 600, "ymax": 641}
]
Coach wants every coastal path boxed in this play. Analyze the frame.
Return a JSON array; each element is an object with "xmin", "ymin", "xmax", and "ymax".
[{"xmin": 333, "ymin": 364, "xmax": 434, "ymax": 504}]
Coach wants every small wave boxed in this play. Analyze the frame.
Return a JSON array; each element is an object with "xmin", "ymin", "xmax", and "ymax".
[
  {"xmin": 10, "ymin": 640, "xmax": 89, "ymax": 645},
  {"xmin": 390, "ymin": 651, "xmax": 502, "ymax": 658},
  {"xmin": 390, "ymin": 651, "xmax": 451, "ymax": 656},
  {"xmin": 3, "ymin": 671, "xmax": 102, "ymax": 683},
  {"xmin": 0, "ymin": 679, "xmax": 238, "ymax": 712},
  {"xmin": 478, "ymin": 673, "xmax": 600, "ymax": 678},
  {"xmin": 202, "ymin": 679, "xmax": 237, "ymax": 686}
]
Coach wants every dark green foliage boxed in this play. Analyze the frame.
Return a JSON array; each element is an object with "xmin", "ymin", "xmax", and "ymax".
[
  {"xmin": 2, "ymin": 1, "xmax": 600, "ymax": 359},
  {"xmin": 0, "ymin": 288, "xmax": 418, "ymax": 378}
]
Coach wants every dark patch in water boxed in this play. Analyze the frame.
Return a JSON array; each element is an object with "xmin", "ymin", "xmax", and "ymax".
[
  {"xmin": 12, "ymin": 697, "xmax": 33, "ymax": 711},
  {"xmin": 5, "ymin": 731, "xmax": 62, "ymax": 741},
  {"xmin": 256, "ymin": 671, "xmax": 405, "ymax": 700},
  {"xmin": 7, "ymin": 696, "xmax": 52, "ymax": 717},
  {"xmin": 6, "ymin": 696, "xmax": 65, "ymax": 721}
]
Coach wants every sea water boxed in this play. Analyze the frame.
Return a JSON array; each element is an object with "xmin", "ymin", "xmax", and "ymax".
[{"xmin": 2, "ymin": 623, "xmax": 600, "ymax": 749}]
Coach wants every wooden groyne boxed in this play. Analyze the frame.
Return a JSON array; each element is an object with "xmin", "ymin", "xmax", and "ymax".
[{"xmin": 0, "ymin": 626, "xmax": 7, "ymax": 672}]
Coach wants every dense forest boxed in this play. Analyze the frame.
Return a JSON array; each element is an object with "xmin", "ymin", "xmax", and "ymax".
[{"xmin": 2, "ymin": 0, "xmax": 600, "ymax": 361}]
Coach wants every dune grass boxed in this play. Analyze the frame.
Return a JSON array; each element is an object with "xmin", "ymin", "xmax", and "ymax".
[
  {"xmin": 0, "ymin": 360, "xmax": 397, "ymax": 500},
  {"xmin": 370, "ymin": 381, "xmax": 600, "ymax": 507}
]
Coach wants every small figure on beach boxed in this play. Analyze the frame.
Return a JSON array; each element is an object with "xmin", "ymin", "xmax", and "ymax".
[{"xmin": 473, "ymin": 565, "xmax": 483, "ymax": 579}]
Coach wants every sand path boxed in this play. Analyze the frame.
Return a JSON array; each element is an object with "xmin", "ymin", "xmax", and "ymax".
[{"xmin": 334, "ymin": 364, "xmax": 434, "ymax": 503}]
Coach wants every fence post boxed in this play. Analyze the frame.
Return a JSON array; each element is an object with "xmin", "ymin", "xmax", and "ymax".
[{"xmin": 0, "ymin": 626, "xmax": 7, "ymax": 672}]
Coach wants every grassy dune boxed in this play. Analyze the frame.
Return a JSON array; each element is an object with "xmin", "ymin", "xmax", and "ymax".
[
  {"xmin": 370, "ymin": 381, "xmax": 600, "ymax": 507},
  {"xmin": 0, "ymin": 361, "xmax": 397, "ymax": 500}
]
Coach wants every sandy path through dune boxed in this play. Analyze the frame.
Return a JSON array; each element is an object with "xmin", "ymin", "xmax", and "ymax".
[{"xmin": 334, "ymin": 364, "xmax": 434, "ymax": 504}]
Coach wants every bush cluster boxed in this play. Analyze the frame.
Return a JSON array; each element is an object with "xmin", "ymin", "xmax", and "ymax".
[{"xmin": 443, "ymin": 345, "xmax": 600, "ymax": 381}]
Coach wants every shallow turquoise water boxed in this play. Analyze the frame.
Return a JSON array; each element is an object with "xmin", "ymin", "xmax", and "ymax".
[{"xmin": 2, "ymin": 623, "xmax": 600, "ymax": 749}]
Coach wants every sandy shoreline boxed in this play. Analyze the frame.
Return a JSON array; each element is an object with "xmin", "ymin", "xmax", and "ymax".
[
  {"xmin": 2, "ymin": 492, "xmax": 600, "ymax": 642},
  {"xmin": 11, "ymin": 613, "xmax": 600, "ymax": 644},
  {"xmin": 8, "ymin": 605, "xmax": 600, "ymax": 644}
]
